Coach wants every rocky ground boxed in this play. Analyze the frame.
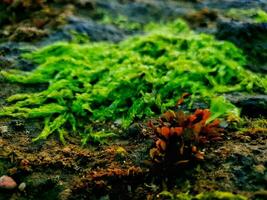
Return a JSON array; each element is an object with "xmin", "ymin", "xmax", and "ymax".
[{"xmin": 0, "ymin": 0, "xmax": 266, "ymax": 199}]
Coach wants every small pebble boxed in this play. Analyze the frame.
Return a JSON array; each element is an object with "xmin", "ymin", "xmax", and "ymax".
[
  {"xmin": 0, "ymin": 175, "xmax": 17, "ymax": 189},
  {"xmin": 18, "ymin": 182, "xmax": 26, "ymax": 191},
  {"xmin": 115, "ymin": 146, "xmax": 128, "ymax": 159},
  {"xmin": 0, "ymin": 125, "xmax": 8, "ymax": 134}
]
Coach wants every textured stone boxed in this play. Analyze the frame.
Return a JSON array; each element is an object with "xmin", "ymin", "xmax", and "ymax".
[
  {"xmin": 225, "ymin": 93, "xmax": 267, "ymax": 117},
  {"xmin": 216, "ymin": 21, "xmax": 267, "ymax": 73}
]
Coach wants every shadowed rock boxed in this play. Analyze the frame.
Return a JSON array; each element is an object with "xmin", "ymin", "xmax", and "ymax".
[
  {"xmin": 44, "ymin": 17, "xmax": 125, "ymax": 43},
  {"xmin": 225, "ymin": 93, "xmax": 267, "ymax": 117},
  {"xmin": 216, "ymin": 21, "xmax": 267, "ymax": 73}
]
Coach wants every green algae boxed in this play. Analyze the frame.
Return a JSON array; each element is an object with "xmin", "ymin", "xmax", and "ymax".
[
  {"xmin": 80, "ymin": 127, "xmax": 117, "ymax": 146},
  {"xmin": 225, "ymin": 9, "xmax": 267, "ymax": 23},
  {"xmin": 0, "ymin": 19, "xmax": 266, "ymax": 143},
  {"xmin": 208, "ymin": 96, "xmax": 240, "ymax": 123}
]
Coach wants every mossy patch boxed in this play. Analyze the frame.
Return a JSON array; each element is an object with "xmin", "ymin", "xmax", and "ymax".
[
  {"xmin": 225, "ymin": 9, "xmax": 267, "ymax": 23},
  {"xmin": 0, "ymin": 19, "xmax": 266, "ymax": 143},
  {"xmin": 159, "ymin": 191, "xmax": 247, "ymax": 200}
]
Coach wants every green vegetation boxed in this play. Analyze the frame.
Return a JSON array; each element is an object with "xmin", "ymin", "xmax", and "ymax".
[
  {"xmin": 159, "ymin": 191, "xmax": 247, "ymax": 200},
  {"xmin": 208, "ymin": 96, "xmax": 240, "ymax": 123},
  {"xmin": 195, "ymin": 191, "xmax": 247, "ymax": 200},
  {"xmin": 226, "ymin": 9, "xmax": 267, "ymax": 23},
  {"xmin": 80, "ymin": 127, "xmax": 117, "ymax": 146},
  {"xmin": 237, "ymin": 117, "xmax": 267, "ymax": 136},
  {"xmin": 0, "ymin": 19, "xmax": 266, "ymax": 143}
]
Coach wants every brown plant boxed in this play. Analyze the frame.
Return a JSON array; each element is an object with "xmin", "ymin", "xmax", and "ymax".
[{"xmin": 148, "ymin": 108, "xmax": 223, "ymax": 166}]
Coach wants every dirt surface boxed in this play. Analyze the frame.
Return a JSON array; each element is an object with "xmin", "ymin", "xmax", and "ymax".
[
  {"xmin": 0, "ymin": 117, "xmax": 266, "ymax": 199},
  {"xmin": 0, "ymin": 0, "xmax": 267, "ymax": 199}
]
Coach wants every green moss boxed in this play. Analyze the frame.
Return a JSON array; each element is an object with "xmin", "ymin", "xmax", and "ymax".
[
  {"xmin": 195, "ymin": 191, "xmax": 247, "ymax": 200},
  {"xmin": 159, "ymin": 191, "xmax": 247, "ymax": 200},
  {"xmin": 0, "ymin": 19, "xmax": 266, "ymax": 143},
  {"xmin": 226, "ymin": 9, "xmax": 267, "ymax": 23},
  {"xmin": 237, "ymin": 117, "xmax": 267, "ymax": 135},
  {"xmin": 80, "ymin": 126, "xmax": 117, "ymax": 146},
  {"xmin": 208, "ymin": 96, "xmax": 240, "ymax": 124}
]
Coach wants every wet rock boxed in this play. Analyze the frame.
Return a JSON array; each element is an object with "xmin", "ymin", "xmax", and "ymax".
[
  {"xmin": 0, "ymin": 42, "xmax": 36, "ymax": 72},
  {"xmin": 216, "ymin": 21, "xmax": 267, "ymax": 73},
  {"xmin": 97, "ymin": 0, "xmax": 193, "ymax": 24},
  {"xmin": 0, "ymin": 175, "xmax": 17, "ymax": 190},
  {"xmin": 10, "ymin": 120, "xmax": 25, "ymax": 131},
  {"xmin": 122, "ymin": 2, "xmax": 162, "ymax": 22},
  {"xmin": 128, "ymin": 123, "xmax": 142, "ymax": 137},
  {"xmin": 44, "ymin": 17, "xmax": 125, "ymax": 43},
  {"xmin": 0, "ymin": 42, "xmax": 36, "ymax": 73},
  {"xmin": 70, "ymin": 0, "xmax": 96, "ymax": 9},
  {"xmin": 198, "ymin": 0, "xmax": 267, "ymax": 10},
  {"xmin": 0, "ymin": 42, "xmax": 34, "ymax": 57},
  {"xmin": 225, "ymin": 93, "xmax": 267, "ymax": 117},
  {"xmin": 0, "ymin": 56, "xmax": 12, "ymax": 69}
]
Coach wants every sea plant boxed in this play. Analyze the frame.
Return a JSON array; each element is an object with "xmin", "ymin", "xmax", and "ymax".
[
  {"xmin": 0, "ymin": 19, "xmax": 266, "ymax": 143},
  {"xmin": 148, "ymin": 107, "xmax": 223, "ymax": 165}
]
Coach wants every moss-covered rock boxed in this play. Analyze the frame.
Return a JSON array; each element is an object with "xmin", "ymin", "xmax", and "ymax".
[{"xmin": 225, "ymin": 9, "xmax": 267, "ymax": 23}]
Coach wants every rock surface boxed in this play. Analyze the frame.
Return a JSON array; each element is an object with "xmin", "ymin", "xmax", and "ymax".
[
  {"xmin": 225, "ymin": 93, "xmax": 267, "ymax": 117},
  {"xmin": 44, "ymin": 17, "xmax": 125, "ymax": 43},
  {"xmin": 216, "ymin": 21, "xmax": 267, "ymax": 73}
]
